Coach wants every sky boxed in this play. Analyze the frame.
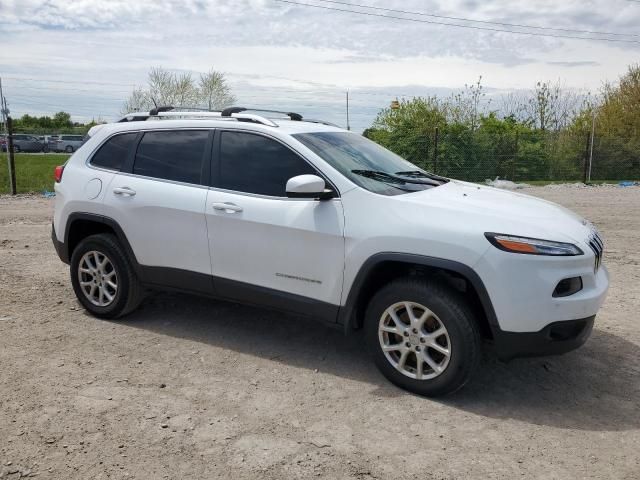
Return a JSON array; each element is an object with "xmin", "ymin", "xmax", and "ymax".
[{"xmin": 0, "ymin": 0, "xmax": 639, "ymax": 131}]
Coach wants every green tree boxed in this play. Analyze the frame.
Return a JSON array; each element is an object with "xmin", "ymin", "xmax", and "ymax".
[
  {"xmin": 53, "ymin": 111, "xmax": 72, "ymax": 129},
  {"xmin": 368, "ymin": 97, "xmax": 447, "ymax": 170}
]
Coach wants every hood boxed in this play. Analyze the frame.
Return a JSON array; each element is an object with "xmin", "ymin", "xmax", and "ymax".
[{"xmin": 399, "ymin": 180, "xmax": 594, "ymax": 244}]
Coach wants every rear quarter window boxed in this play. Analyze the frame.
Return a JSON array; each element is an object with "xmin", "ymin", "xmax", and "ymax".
[{"xmin": 90, "ymin": 133, "xmax": 138, "ymax": 171}]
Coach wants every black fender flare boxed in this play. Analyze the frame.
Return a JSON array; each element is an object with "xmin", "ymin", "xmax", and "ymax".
[
  {"xmin": 61, "ymin": 212, "xmax": 141, "ymax": 274},
  {"xmin": 337, "ymin": 252, "xmax": 499, "ymax": 333}
]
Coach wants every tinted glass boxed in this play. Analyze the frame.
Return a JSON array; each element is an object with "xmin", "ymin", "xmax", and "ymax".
[
  {"xmin": 90, "ymin": 133, "xmax": 137, "ymax": 171},
  {"xmin": 218, "ymin": 131, "xmax": 316, "ymax": 196},
  {"xmin": 134, "ymin": 130, "xmax": 208, "ymax": 184}
]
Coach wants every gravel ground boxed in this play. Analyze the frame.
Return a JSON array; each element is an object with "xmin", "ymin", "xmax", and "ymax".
[{"xmin": 1, "ymin": 186, "xmax": 639, "ymax": 479}]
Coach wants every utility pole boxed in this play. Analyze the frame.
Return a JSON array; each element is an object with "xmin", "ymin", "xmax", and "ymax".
[
  {"xmin": 587, "ymin": 109, "xmax": 596, "ymax": 183},
  {"xmin": 6, "ymin": 116, "xmax": 16, "ymax": 195},
  {"xmin": 432, "ymin": 127, "xmax": 439, "ymax": 174},
  {"xmin": 346, "ymin": 90, "xmax": 351, "ymax": 131},
  {"xmin": 0, "ymin": 78, "xmax": 16, "ymax": 195},
  {"xmin": 1, "ymin": 78, "xmax": 16, "ymax": 194},
  {"xmin": 0, "ymin": 77, "xmax": 5, "ymax": 132},
  {"xmin": 582, "ymin": 130, "xmax": 591, "ymax": 185}
]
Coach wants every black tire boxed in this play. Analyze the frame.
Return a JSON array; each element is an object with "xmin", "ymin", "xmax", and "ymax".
[
  {"xmin": 364, "ymin": 278, "xmax": 481, "ymax": 397},
  {"xmin": 14, "ymin": 145, "xmax": 20, "ymax": 153},
  {"xmin": 70, "ymin": 233, "xmax": 143, "ymax": 319},
  {"xmin": 43, "ymin": 144, "xmax": 49, "ymax": 153}
]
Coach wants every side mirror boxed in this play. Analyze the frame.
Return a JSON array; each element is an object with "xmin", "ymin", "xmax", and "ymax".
[{"xmin": 286, "ymin": 174, "xmax": 334, "ymax": 200}]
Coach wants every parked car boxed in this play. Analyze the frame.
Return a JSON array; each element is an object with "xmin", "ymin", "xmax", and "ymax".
[
  {"xmin": 51, "ymin": 107, "xmax": 609, "ymax": 397},
  {"xmin": 40, "ymin": 135, "xmax": 55, "ymax": 153},
  {"xmin": 2, "ymin": 134, "xmax": 44, "ymax": 153},
  {"xmin": 51, "ymin": 134, "xmax": 85, "ymax": 153}
]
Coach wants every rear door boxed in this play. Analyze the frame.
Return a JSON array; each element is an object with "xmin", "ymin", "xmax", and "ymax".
[
  {"xmin": 102, "ymin": 129, "xmax": 214, "ymax": 292},
  {"xmin": 205, "ymin": 130, "xmax": 345, "ymax": 314}
]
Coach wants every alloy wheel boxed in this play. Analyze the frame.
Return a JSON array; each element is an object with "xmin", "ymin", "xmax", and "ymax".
[
  {"xmin": 378, "ymin": 301, "xmax": 451, "ymax": 380},
  {"xmin": 77, "ymin": 250, "xmax": 118, "ymax": 307}
]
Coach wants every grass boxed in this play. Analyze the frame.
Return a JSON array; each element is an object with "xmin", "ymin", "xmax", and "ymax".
[{"xmin": 0, "ymin": 153, "xmax": 70, "ymax": 194}]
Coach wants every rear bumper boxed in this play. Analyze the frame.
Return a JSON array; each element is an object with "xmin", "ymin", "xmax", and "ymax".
[
  {"xmin": 51, "ymin": 224, "xmax": 69, "ymax": 264},
  {"xmin": 492, "ymin": 315, "xmax": 595, "ymax": 361}
]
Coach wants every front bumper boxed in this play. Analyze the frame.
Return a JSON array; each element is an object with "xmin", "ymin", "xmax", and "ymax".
[{"xmin": 492, "ymin": 315, "xmax": 595, "ymax": 361}]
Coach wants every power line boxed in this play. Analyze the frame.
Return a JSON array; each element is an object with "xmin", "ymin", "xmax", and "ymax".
[
  {"xmin": 315, "ymin": 0, "xmax": 640, "ymax": 38},
  {"xmin": 274, "ymin": 0, "xmax": 640, "ymax": 44},
  {"xmin": 2, "ymin": 76, "xmax": 136, "ymax": 87}
]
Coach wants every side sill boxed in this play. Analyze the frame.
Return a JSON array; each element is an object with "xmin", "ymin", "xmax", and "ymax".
[
  {"xmin": 138, "ymin": 266, "xmax": 339, "ymax": 326},
  {"xmin": 214, "ymin": 276, "xmax": 340, "ymax": 325},
  {"xmin": 139, "ymin": 266, "xmax": 214, "ymax": 296}
]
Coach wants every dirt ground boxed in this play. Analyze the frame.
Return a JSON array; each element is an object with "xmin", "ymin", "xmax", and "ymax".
[{"xmin": 1, "ymin": 186, "xmax": 639, "ymax": 480}]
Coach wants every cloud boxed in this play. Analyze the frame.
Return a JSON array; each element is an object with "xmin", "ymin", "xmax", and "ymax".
[
  {"xmin": 0, "ymin": 0, "xmax": 638, "ymax": 130},
  {"xmin": 547, "ymin": 61, "xmax": 600, "ymax": 68}
]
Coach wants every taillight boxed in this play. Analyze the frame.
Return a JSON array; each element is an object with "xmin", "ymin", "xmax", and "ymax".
[{"xmin": 54, "ymin": 165, "xmax": 64, "ymax": 183}]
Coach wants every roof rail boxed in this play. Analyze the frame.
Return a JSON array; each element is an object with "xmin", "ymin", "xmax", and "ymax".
[
  {"xmin": 116, "ymin": 108, "xmax": 278, "ymax": 127},
  {"xmin": 116, "ymin": 106, "xmax": 336, "ymax": 129},
  {"xmin": 223, "ymin": 107, "xmax": 303, "ymax": 121},
  {"xmin": 149, "ymin": 105, "xmax": 174, "ymax": 116},
  {"xmin": 304, "ymin": 118, "xmax": 340, "ymax": 128}
]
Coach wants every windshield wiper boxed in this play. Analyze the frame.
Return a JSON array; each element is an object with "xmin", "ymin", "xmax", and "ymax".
[
  {"xmin": 352, "ymin": 169, "xmax": 441, "ymax": 186},
  {"xmin": 394, "ymin": 170, "xmax": 445, "ymax": 185},
  {"xmin": 351, "ymin": 170, "xmax": 423, "ymax": 191},
  {"xmin": 351, "ymin": 170, "xmax": 406, "ymax": 184}
]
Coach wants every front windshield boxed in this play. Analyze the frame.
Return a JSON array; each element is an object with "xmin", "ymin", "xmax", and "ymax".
[{"xmin": 293, "ymin": 131, "xmax": 445, "ymax": 195}]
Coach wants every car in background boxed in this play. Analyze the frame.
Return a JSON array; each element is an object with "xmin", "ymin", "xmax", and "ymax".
[
  {"xmin": 1, "ymin": 134, "xmax": 44, "ymax": 153},
  {"xmin": 51, "ymin": 134, "xmax": 85, "ymax": 153}
]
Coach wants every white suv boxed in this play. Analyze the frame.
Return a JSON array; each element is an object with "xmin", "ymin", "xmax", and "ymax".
[{"xmin": 51, "ymin": 107, "xmax": 609, "ymax": 396}]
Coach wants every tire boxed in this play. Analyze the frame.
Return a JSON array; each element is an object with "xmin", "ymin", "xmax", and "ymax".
[
  {"xmin": 43, "ymin": 144, "xmax": 49, "ymax": 153},
  {"xmin": 364, "ymin": 278, "xmax": 481, "ymax": 397},
  {"xmin": 70, "ymin": 233, "xmax": 143, "ymax": 319},
  {"xmin": 14, "ymin": 145, "xmax": 20, "ymax": 153},
  {"xmin": 65, "ymin": 145, "xmax": 74, "ymax": 153}
]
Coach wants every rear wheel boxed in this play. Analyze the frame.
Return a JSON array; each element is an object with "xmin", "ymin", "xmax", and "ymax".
[
  {"xmin": 365, "ymin": 278, "xmax": 481, "ymax": 396},
  {"xmin": 65, "ymin": 145, "xmax": 74, "ymax": 153},
  {"xmin": 70, "ymin": 233, "xmax": 143, "ymax": 319}
]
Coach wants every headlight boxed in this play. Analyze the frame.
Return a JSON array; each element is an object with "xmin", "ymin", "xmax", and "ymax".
[{"xmin": 485, "ymin": 233, "xmax": 583, "ymax": 256}]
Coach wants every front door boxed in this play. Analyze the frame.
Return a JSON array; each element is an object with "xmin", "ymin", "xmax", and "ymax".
[{"xmin": 206, "ymin": 130, "xmax": 345, "ymax": 316}]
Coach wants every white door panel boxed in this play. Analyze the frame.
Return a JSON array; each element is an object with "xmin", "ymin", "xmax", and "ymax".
[
  {"xmin": 103, "ymin": 175, "xmax": 211, "ymax": 275},
  {"xmin": 206, "ymin": 191, "xmax": 345, "ymax": 305}
]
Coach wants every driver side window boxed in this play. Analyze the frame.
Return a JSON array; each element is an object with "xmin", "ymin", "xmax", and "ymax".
[{"xmin": 216, "ymin": 131, "xmax": 317, "ymax": 197}]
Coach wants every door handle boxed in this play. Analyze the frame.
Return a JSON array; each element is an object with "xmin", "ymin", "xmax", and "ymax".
[
  {"xmin": 113, "ymin": 187, "xmax": 136, "ymax": 196},
  {"xmin": 212, "ymin": 202, "xmax": 243, "ymax": 213}
]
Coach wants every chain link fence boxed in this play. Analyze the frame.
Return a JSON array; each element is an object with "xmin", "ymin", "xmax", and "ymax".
[{"xmin": 396, "ymin": 130, "xmax": 640, "ymax": 183}]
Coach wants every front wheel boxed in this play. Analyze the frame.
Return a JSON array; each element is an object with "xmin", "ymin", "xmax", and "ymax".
[
  {"xmin": 65, "ymin": 145, "xmax": 74, "ymax": 153},
  {"xmin": 365, "ymin": 278, "xmax": 481, "ymax": 397},
  {"xmin": 70, "ymin": 233, "xmax": 143, "ymax": 319}
]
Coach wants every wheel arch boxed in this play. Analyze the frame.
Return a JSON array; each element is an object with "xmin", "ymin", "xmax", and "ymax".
[
  {"xmin": 63, "ymin": 213, "xmax": 140, "ymax": 274},
  {"xmin": 338, "ymin": 253, "xmax": 499, "ymax": 339}
]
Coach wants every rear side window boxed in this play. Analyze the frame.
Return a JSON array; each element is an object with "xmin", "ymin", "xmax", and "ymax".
[
  {"xmin": 90, "ymin": 133, "xmax": 138, "ymax": 171},
  {"xmin": 133, "ymin": 130, "xmax": 208, "ymax": 185},
  {"xmin": 218, "ymin": 131, "xmax": 316, "ymax": 196}
]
